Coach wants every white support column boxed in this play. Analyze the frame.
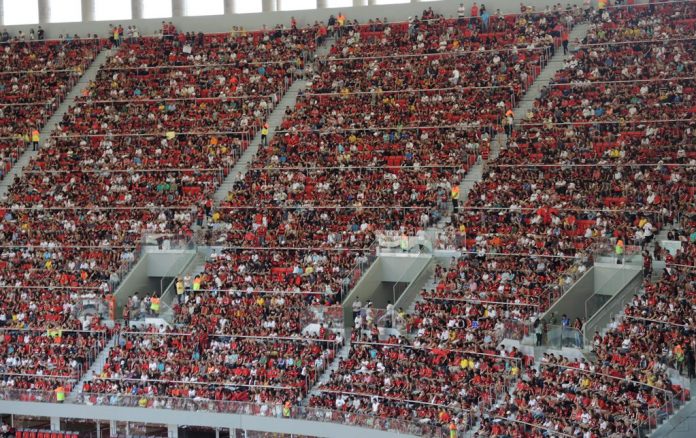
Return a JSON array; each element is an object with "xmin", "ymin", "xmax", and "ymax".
[
  {"xmin": 224, "ymin": 0, "xmax": 234, "ymax": 15},
  {"xmin": 82, "ymin": 0, "xmax": 95, "ymax": 21},
  {"xmin": 109, "ymin": 420, "xmax": 118, "ymax": 438},
  {"xmin": 353, "ymin": 0, "xmax": 365, "ymax": 6},
  {"xmin": 262, "ymin": 0, "xmax": 275, "ymax": 13},
  {"xmin": 172, "ymin": 0, "xmax": 184, "ymax": 17},
  {"xmin": 0, "ymin": 0, "xmax": 4, "ymax": 26},
  {"xmin": 38, "ymin": 0, "xmax": 50, "ymax": 23},
  {"xmin": 131, "ymin": 0, "xmax": 143, "ymax": 19},
  {"xmin": 318, "ymin": 0, "xmax": 327, "ymax": 8},
  {"xmin": 167, "ymin": 425, "xmax": 178, "ymax": 438},
  {"xmin": 50, "ymin": 417, "xmax": 60, "ymax": 432}
]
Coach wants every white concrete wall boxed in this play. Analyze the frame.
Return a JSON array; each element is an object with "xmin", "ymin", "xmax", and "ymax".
[
  {"xmin": 0, "ymin": 399, "xmax": 417, "ymax": 438},
  {"xmin": 1, "ymin": 0, "xmax": 583, "ymax": 38},
  {"xmin": 379, "ymin": 254, "xmax": 431, "ymax": 283},
  {"xmin": 146, "ymin": 251, "xmax": 195, "ymax": 277}
]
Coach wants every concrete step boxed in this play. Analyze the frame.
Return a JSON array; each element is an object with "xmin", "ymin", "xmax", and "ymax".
[
  {"xmin": 68, "ymin": 334, "xmax": 117, "ymax": 401},
  {"xmin": 212, "ymin": 79, "xmax": 307, "ymax": 204},
  {"xmin": 212, "ymin": 36, "xmax": 335, "ymax": 205},
  {"xmin": 0, "ymin": 48, "xmax": 111, "ymax": 198},
  {"xmin": 307, "ymin": 341, "xmax": 351, "ymax": 399}
]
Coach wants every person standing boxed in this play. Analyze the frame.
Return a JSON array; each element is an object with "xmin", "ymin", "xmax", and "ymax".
[
  {"xmin": 184, "ymin": 274, "xmax": 192, "ymax": 296},
  {"xmin": 534, "ymin": 318, "xmax": 543, "ymax": 346},
  {"xmin": 31, "ymin": 128, "xmax": 40, "ymax": 151},
  {"xmin": 470, "ymin": 2, "xmax": 480, "ymax": 28},
  {"xmin": 685, "ymin": 343, "xmax": 695, "ymax": 379},
  {"xmin": 176, "ymin": 277, "xmax": 185, "ymax": 304},
  {"xmin": 150, "ymin": 295, "xmax": 160, "ymax": 315},
  {"xmin": 261, "ymin": 123, "xmax": 269, "ymax": 146},
  {"xmin": 352, "ymin": 297, "xmax": 362, "ymax": 322},
  {"xmin": 122, "ymin": 302, "xmax": 130, "ymax": 328},
  {"xmin": 55, "ymin": 385, "xmax": 65, "ymax": 403},
  {"xmin": 562, "ymin": 28, "xmax": 569, "ymax": 55},
  {"xmin": 642, "ymin": 250, "xmax": 652, "ymax": 278},
  {"xmin": 457, "ymin": 3, "xmax": 466, "ymax": 24},
  {"xmin": 615, "ymin": 238, "xmax": 625, "ymax": 264},
  {"xmin": 451, "ymin": 185, "xmax": 460, "ymax": 211}
]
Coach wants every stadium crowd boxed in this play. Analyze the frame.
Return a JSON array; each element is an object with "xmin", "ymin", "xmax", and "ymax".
[{"xmin": 0, "ymin": 2, "xmax": 693, "ymax": 438}]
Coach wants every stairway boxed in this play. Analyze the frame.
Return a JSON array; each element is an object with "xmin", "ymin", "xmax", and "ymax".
[
  {"xmin": 156, "ymin": 249, "xmax": 209, "ymax": 325},
  {"xmin": 213, "ymin": 37, "xmax": 335, "ymax": 204},
  {"xmin": 0, "ymin": 48, "xmax": 112, "ymax": 199},
  {"xmin": 403, "ymin": 257, "xmax": 449, "ymax": 318},
  {"xmin": 307, "ymin": 341, "xmax": 351, "ymax": 399},
  {"xmin": 68, "ymin": 334, "xmax": 118, "ymax": 401},
  {"xmin": 458, "ymin": 23, "xmax": 590, "ymax": 202},
  {"xmin": 213, "ymin": 78, "xmax": 305, "ymax": 202}
]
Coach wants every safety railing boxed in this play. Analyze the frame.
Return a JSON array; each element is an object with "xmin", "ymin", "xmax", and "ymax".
[
  {"xmin": 373, "ymin": 307, "xmax": 407, "ymax": 332},
  {"xmin": 644, "ymin": 386, "xmax": 691, "ymax": 436},
  {"xmin": 543, "ymin": 324, "xmax": 584, "ymax": 349},
  {"xmin": 486, "ymin": 417, "xmax": 576, "ymax": 438},
  {"xmin": 141, "ymin": 233, "xmax": 195, "ymax": 252},
  {"xmin": 391, "ymin": 245, "xmax": 423, "ymax": 308},
  {"xmin": 298, "ymin": 305, "xmax": 345, "ymax": 330},
  {"xmin": 584, "ymin": 256, "xmax": 641, "ymax": 320},
  {"xmin": 500, "ymin": 318, "xmax": 532, "ymax": 342},
  {"xmin": 538, "ymin": 359, "xmax": 687, "ymax": 436},
  {"xmin": 582, "ymin": 269, "xmax": 644, "ymax": 348},
  {"xmin": 0, "ymin": 381, "xmax": 489, "ymax": 437},
  {"xmin": 98, "ymin": 331, "xmax": 342, "ymax": 400},
  {"xmin": 340, "ymin": 240, "xmax": 379, "ymax": 302},
  {"xmin": 0, "ymin": 329, "xmax": 107, "ymax": 382}
]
